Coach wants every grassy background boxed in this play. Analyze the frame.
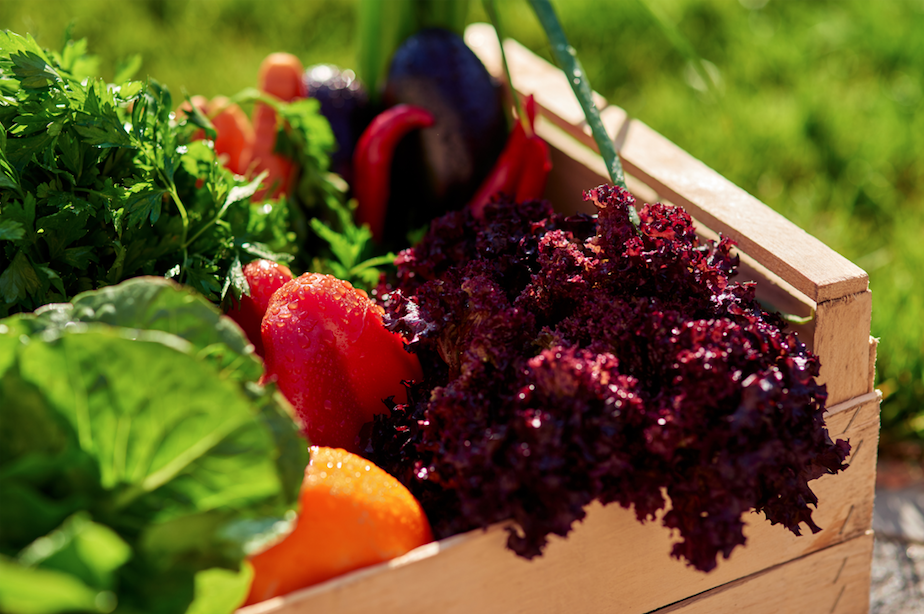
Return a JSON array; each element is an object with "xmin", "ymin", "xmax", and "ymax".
[{"xmin": 3, "ymin": 0, "xmax": 921, "ymax": 457}]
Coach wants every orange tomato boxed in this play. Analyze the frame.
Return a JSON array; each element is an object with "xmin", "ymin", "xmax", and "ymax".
[{"xmin": 243, "ymin": 447, "xmax": 433, "ymax": 605}]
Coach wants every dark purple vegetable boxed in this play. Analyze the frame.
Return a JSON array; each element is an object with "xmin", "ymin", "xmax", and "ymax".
[
  {"xmin": 304, "ymin": 64, "xmax": 373, "ymax": 184},
  {"xmin": 363, "ymin": 185, "xmax": 850, "ymax": 572},
  {"xmin": 382, "ymin": 27, "xmax": 507, "ymax": 240}
]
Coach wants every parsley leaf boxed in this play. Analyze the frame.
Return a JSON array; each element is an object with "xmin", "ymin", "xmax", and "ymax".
[
  {"xmin": 1, "ymin": 29, "xmax": 392, "ymax": 320},
  {"xmin": 0, "ymin": 32, "xmax": 308, "ymax": 315}
]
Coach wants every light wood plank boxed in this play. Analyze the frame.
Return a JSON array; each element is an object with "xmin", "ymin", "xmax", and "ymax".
[
  {"xmin": 815, "ymin": 291, "xmax": 874, "ymax": 406},
  {"xmin": 538, "ymin": 117, "xmax": 658, "ymax": 214},
  {"xmin": 869, "ymin": 336, "xmax": 879, "ymax": 393},
  {"xmin": 653, "ymin": 532, "xmax": 874, "ymax": 614},
  {"xmin": 612, "ymin": 113, "xmax": 869, "ymax": 304}
]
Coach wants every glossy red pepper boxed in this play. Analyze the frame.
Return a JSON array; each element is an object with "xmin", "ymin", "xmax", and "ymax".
[
  {"xmin": 225, "ymin": 259, "xmax": 294, "ymax": 358},
  {"xmin": 467, "ymin": 95, "xmax": 551, "ymax": 218},
  {"xmin": 514, "ymin": 135, "xmax": 552, "ymax": 202},
  {"xmin": 353, "ymin": 104, "xmax": 435, "ymax": 241},
  {"xmin": 467, "ymin": 117, "xmax": 529, "ymax": 219}
]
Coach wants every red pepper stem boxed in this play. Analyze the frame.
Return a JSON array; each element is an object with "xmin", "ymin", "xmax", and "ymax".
[
  {"xmin": 519, "ymin": 92, "xmax": 537, "ymax": 138},
  {"xmin": 353, "ymin": 104, "xmax": 435, "ymax": 241}
]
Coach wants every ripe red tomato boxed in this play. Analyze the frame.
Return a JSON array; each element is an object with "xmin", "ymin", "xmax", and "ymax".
[{"xmin": 225, "ymin": 259, "xmax": 294, "ymax": 357}]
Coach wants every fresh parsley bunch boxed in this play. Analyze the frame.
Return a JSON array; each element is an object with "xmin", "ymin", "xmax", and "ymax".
[{"xmin": 0, "ymin": 31, "xmax": 377, "ymax": 318}]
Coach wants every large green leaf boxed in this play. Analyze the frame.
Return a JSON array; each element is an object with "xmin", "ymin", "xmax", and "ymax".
[
  {"xmin": 0, "ymin": 277, "xmax": 309, "ymax": 614},
  {"xmin": 186, "ymin": 565, "xmax": 253, "ymax": 614},
  {"xmin": 24, "ymin": 276, "xmax": 262, "ymax": 381},
  {"xmin": 0, "ymin": 323, "xmax": 20, "ymax": 378},
  {"xmin": 17, "ymin": 513, "xmax": 131, "ymax": 591},
  {"xmin": 16, "ymin": 328, "xmax": 293, "ymax": 523},
  {"xmin": 0, "ymin": 555, "xmax": 112, "ymax": 614}
]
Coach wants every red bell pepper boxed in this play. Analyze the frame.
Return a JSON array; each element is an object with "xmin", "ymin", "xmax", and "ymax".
[
  {"xmin": 514, "ymin": 135, "xmax": 552, "ymax": 202},
  {"xmin": 467, "ymin": 117, "xmax": 529, "ymax": 219},
  {"xmin": 224, "ymin": 259, "xmax": 294, "ymax": 358},
  {"xmin": 353, "ymin": 104, "xmax": 435, "ymax": 241}
]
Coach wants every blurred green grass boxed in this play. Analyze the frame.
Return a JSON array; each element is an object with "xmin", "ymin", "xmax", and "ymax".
[{"xmin": 2, "ymin": 0, "xmax": 921, "ymax": 456}]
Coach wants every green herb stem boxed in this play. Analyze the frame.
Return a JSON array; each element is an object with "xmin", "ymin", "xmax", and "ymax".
[
  {"xmin": 527, "ymin": 0, "xmax": 626, "ymax": 188},
  {"xmin": 165, "ymin": 184, "xmax": 190, "ymax": 269},
  {"xmin": 185, "ymin": 172, "xmax": 267, "ymax": 253},
  {"xmin": 166, "ymin": 185, "xmax": 189, "ymax": 241},
  {"xmin": 483, "ymin": 0, "xmax": 529, "ymax": 135},
  {"xmin": 182, "ymin": 204, "xmax": 221, "ymax": 252}
]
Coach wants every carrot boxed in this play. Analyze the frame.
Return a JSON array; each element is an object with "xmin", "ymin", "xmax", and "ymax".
[
  {"xmin": 252, "ymin": 53, "xmax": 307, "ymax": 200},
  {"xmin": 207, "ymin": 96, "xmax": 255, "ymax": 176}
]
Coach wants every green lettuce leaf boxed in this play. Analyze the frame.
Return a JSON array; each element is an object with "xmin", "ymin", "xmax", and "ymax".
[
  {"xmin": 0, "ymin": 278, "xmax": 308, "ymax": 614},
  {"xmin": 186, "ymin": 565, "xmax": 254, "ymax": 614},
  {"xmin": 0, "ymin": 555, "xmax": 115, "ymax": 614}
]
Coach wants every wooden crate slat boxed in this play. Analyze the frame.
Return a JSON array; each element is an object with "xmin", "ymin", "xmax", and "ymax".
[
  {"xmin": 868, "ymin": 336, "xmax": 879, "ymax": 393},
  {"xmin": 538, "ymin": 115, "xmax": 880, "ymax": 391},
  {"xmin": 465, "ymin": 24, "xmax": 869, "ymax": 304},
  {"xmin": 237, "ymin": 393, "xmax": 878, "ymax": 614},
  {"xmin": 815, "ymin": 290, "xmax": 875, "ymax": 405},
  {"xmin": 652, "ymin": 532, "xmax": 875, "ymax": 614}
]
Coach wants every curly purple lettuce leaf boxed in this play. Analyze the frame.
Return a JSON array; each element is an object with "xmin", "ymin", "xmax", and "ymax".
[{"xmin": 363, "ymin": 186, "xmax": 850, "ymax": 572}]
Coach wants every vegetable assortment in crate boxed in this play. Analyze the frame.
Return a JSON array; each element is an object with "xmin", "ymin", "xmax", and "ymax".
[{"xmin": 236, "ymin": 24, "xmax": 879, "ymax": 614}]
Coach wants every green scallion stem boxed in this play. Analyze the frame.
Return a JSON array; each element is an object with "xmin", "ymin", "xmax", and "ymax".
[
  {"xmin": 527, "ymin": 0, "xmax": 626, "ymax": 189},
  {"xmin": 483, "ymin": 0, "xmax": 529, "ymax": 134}
]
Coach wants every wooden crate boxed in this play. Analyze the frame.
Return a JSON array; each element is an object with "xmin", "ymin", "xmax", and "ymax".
[{"xmin": 237, "ymin": 24, "xmax": 880, "ymax": 614}]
